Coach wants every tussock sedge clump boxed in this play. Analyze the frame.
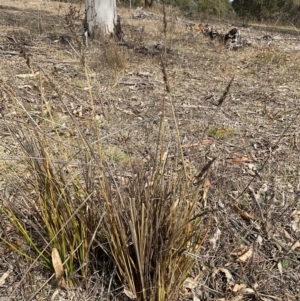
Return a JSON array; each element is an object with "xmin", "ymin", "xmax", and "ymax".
[
  {"xmin": 0, "ymin": 125, "xmax": 102, "ymax": 289},
  {"xmin": 0, "ymin": 118, "xmax": 212, "ymax": 300},
  {"xmin": 100, "ymin": 159, "xmax": 212, "ymax": 301}
]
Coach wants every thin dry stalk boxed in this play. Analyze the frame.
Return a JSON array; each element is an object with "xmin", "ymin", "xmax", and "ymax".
[{"xmin": 155, "ymin": 1, "xmax": 170, "ymax": 172}]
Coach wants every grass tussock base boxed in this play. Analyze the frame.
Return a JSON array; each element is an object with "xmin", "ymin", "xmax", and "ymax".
[
  {"xmin": 100, "ymin": 159, "xmax": 211, "ymax": 301},
  {"xmin": 0, "ymin": 110, "xmax": 211, "ymax": 300},
  {"xmin": 0, "ymin": 128, "xmax": 103, "ymax": 289}
]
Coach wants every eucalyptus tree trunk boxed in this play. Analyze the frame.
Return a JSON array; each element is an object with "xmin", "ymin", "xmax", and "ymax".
[
  {"xmin": 85, "ymin": 0, "xmax": 119, "ymax": 38},
  {"xmin": 145, "ymin": 0, "xmax": 154, "ymax": 8}
]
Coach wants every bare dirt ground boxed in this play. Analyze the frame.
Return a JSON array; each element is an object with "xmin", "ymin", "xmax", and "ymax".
[{"xmin": 1, "ymin": 0, "xmax": 300, "ymax": 300}]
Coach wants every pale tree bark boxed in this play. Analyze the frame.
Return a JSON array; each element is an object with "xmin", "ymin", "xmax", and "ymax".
[{"xmin": 85, "ymin": 0, "xmax": 119, "ymax": 38}]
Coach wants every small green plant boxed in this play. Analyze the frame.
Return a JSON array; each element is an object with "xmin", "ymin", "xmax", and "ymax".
[
  {"xmin": 209, "ymin": 125, "xmax": 233, "ymax": 139},
  {"xmin": 256, "ymin": 50, "xmax": 287, "ymax": 67},
  {"xmin": 103, "ymin": 144, "xmax": 130, "ymax": 164},
  {"xmin": 281, "ymin": 259, "xmax": 290, "ymax": 268}
]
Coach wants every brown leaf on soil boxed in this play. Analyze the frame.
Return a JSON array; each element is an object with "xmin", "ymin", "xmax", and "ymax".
[
  {"xmin": 52, "ymin": 248, "xmax": 65, "ymax": 289},
  {"xmin": 124, "ymin": 287, "xmax": 137, "ymax": 299},
  {"xmin": 230, "ymin": 202, "xmax": 256, "ymax": 221},
  {"xmin": 209, "ymin": 228, "xmax": 221, "ymax": 249},
  {"xmin": 232, "ymin": 283, "xmax": 247, "ymax": 292},
  {"xmin": 291, "ymin": 241, "xmax": 300, "ymax": 251},
  {"xmin": 193, "ymin": 23, "xmax": 205, "ymax": 32},
  {"xmin": 236, "ymin": 247, "xmax": 253, "ymax": 263},
  {"xmin": 212, "ymin": 267, "xmax": 234, "ymax": 284},
  {"xmin": 231, "ymin": 244, "xmax": 249, "ymax": 257},
  {"xmin": 202, "ymin": 177, "xmax": 211, "ymax": 203},
  {"xmin": 245, "ymin": 168, "xmax": 257, "ymax": 176},
  {"xmin": 231, "ymin": 245, "xmax": 254, "ymax": 263},
  {"xmin": 283, "ymin": 229, "xmax": 293, "ymax": 241},
  {"xmin": 182, "ymin": 277, "xmax": 199, "ymax": 290},
  {"xmin": 0, "ymin": 271, "xmax": 10, "ymax": 286},
  {"xmin": 226, "ymin": 156, "xmax": 253, "ymax": 164},
  {"xmin": 291, "ymin": 210, "xmax": 300, "ymax": 232},
  {"xmin": 278, "ymin": 261, "xmax": 283, "ymax": 276},
  {"xmin": 182, "ymin": 139, "xmax": 214, "ymax": 148}
]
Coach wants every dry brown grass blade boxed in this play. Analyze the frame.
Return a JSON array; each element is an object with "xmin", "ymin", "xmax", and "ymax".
[
  {"xmin": 194, "ymin": 157, "xmax": 216, "ymax": 184},
  {"xmin": 160, "ymin": 55, "xmax": 170, "ymax": 93},
  {"xmin": 217, "ymin": 76, "xmax": 234, "ymax": 106}
]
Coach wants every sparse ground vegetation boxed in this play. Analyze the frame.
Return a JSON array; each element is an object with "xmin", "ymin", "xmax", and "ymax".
[{"xmin": 0, "ymin": 1, "xmax": 300, "ymax": 301}]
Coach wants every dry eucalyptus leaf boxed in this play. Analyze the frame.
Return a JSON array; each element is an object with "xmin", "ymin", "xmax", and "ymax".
[
  {"xmin": 291, "ymin": 241, "xmax": 300, "ymax": 251},
  {"xmin": 255, "ymin": 235, "xmax": 263, "ymax": 246},
  {"xmin": 240, "ymin": 288, "xmax": 255, "ymax": 294},
  {"xmin": 231, "ymin": 244, "xmax": 249, "ymax": 257},
  {"xmin": 233, "ymin": 283, "xmax": 247, "ymax": 292},
  {"xmin": 0, "ymin": 272, "xmax": 10, "ymax": 286},
  {"xmin": 229, "ymin": 156, "xmax": 253, "ymax": 163},
  {"xmin": 183, "ymin": 277, "xmax": 198, "ymax": 290},
  {"xmin": 291, "ymin": 210, "xmax": 300, "ymax": 232},
  {"xmin": 52, "ymin": 248, "xmax": 64, "ymax": 287},
  {"xmin": 283, "ymin": 229, "xmax": 293, "ymax": 241},
  {"xmin": 124, "ymin": 288, "xmax": 137, "ymax": 299},
  {"xmin": 209, "ymin": 228, "xmax": 221, "ymax": 249},
  {"xmin": 278, "ymin": 261, "xmax": 283, "ymax": 276},
  {"xmin": 202, "ymin": 177, "xmax": 211, "ymax": 203},
  {"xmin": 236, "ymin": 248, "xmax": 253, "ymax": 263},
  {"xmin": 16, "ymin": 72, "xmax": 39, "ymax": 78},
  {"xmin": 50, "ymin": 289, "xmax": 60, "ymax": 301},
  {"xmin": 230, "ymin": 203, "xmax": 255, "ymax": 221},
  {"xmin": 212, "ymin": 267, "xmax": 234, "ymax": 284}
]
